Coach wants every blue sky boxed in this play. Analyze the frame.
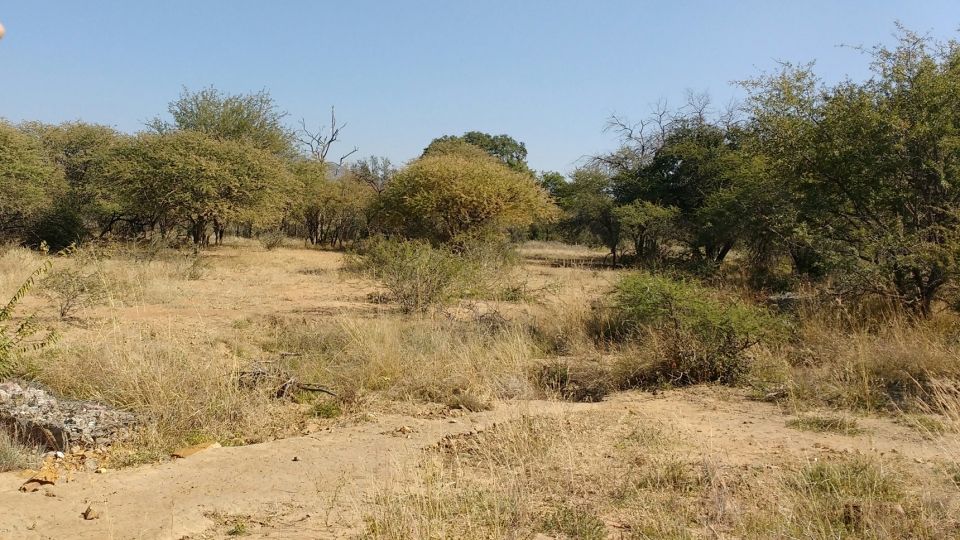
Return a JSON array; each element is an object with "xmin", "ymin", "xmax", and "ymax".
[{"xmin": 2, "ymin": 1, "xmax": 958, "ymax": 173}]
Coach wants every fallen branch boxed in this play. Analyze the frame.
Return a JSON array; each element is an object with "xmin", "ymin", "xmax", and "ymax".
[{"xmin": 239, "ymin": 361, "xmax": 337, "ymax": 400}]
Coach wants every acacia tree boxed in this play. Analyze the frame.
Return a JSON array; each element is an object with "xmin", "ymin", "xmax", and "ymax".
[
  {"xmin": 743, "ymin": 28, "xmax": 960, "ymax": 315},
  {"xmin": 604, "ymin": 104, "xmax": 745, "ymax": 264},
  {"xmin": 147, "ymin": 87, "xmax": 302, "ymax": 241},
  {"xmin": 98, "ymin": 131, "xmax": 292, "ymax": 245},
  {"xmin": 537, "ymin": 171, "xmax": 568, "ymax": 199},
  {"xmin": 149, "ymin": 87, "xmax": 296, "ymax": 158},
  {"xmin": 290, "ymin": 160, "xmax": 372, "ymax": 247},
  {"xmin": 0, "ymin": 122, "xmax": 65, "ymax": 241},
  {"xmin": 382, "ymin": 147, "xmax": 557, "ymax": 243},
  {"xmin": 349, "ymin": 155, "xmax": 396, "ymax": 234},
  {"xmin": 19, "ymin": 121, "xmax": 126, "ymax": 246},
  {"xmin": 614, "ymin": 200, "xmax": 679, "ymax": 262},
  {"xmin": 559, "ymin": 167, "xmax": 624, "ymax": 264},
  {"xmin": 423, "ymin": 131, "xmax": 531, "ymax": 174},
  {"xmin": 350, "ymin": 155, "xmax": 396, "ymax": 196}
]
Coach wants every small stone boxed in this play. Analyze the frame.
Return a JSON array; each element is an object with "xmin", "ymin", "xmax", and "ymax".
[
  {"xmin": 94, "ymin": 468, "xmax": 107, "ymax": 474},
  {"xmin": 84, "ymin": 459, "xmax": 100, "ymax": 472},
  {"xmin": 82, "ymin": 504, "xmax": 103, "ymax": 520},
  {"xmin": 292, "ymin": 456, "xmax": 301, "ymax": 462},
  {"xmin": 19, "ymin": 481, "xmax": 43, "ymax": 493}
]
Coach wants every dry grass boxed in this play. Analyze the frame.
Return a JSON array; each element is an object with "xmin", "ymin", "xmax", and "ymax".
[
  {"xmin": 33, "ymin": 319, "xmax": 298, "ymax": 461},
  {"xmin": 787, "ymin": 414, "xmax": 865, "ymax": 435},
  {"xmin": 927, "ymin": 381, "xmax": 960, "ymax": 491},
  {"xmin": 365, "ymin": 409, "xmax": 959, "ymax": 539},
  {"xmin": 252, "ymin": 314, "xmax": 540, "ymax": 408},
  {"xmin": 2, "ymin": 238, "xmax": 960, "ymax": 536},
  {"xmin": 0, "ymin": 239, "xmax": 564, "ymax": 459},
  {"xmin": 0, "ymin": 431, "xmax": 40, "ymax": 472},
  {"xmin": 744, "ymin": 308, "xmax": 960, "ymax": 414}
]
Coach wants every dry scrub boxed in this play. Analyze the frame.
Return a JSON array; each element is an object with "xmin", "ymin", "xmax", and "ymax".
[
  {"xmin": 366, "ymin": 411, "xmax": 959, "ymax": 539},
  {"xmin": 749, "ymin": 309, "xmax": 960, "ymax": 413},
  {"xmin": 1, "ymin": 239, "xmax": 960, "ymax": 539},
  {"xmin": 253, "ymin": 314, "xmax": 540, "ymax": 409}
]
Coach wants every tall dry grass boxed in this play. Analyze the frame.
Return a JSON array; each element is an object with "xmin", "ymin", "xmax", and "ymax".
[
  {"xmin": 0, "ymin": 431, "xmax": 40, "ymax": 472},
  {"xmin": 927, "ymin": 380, "xmax": 960, "ymax": 491},
  {"xmin": 32, "ymin": 320, "xmax": 296, "ymax": 461},
  {"xmin": 752, "ymin": 307, "xmax": 960, "ymax": 412},
  {"xmin": 254, "ymin": 314, "xmax": 540, "ymax": 409}
]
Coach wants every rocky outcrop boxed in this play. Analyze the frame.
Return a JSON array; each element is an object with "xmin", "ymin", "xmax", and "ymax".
[{"xmin": 0, "ymin": 381, "xmax": 136, "ymax": 450}]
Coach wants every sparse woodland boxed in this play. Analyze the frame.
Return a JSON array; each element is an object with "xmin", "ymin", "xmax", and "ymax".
[{"xmin": 3, "ymin": 27, "xmax": 960, "ymax": 539}]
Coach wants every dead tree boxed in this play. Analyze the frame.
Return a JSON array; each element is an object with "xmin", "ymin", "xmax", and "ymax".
[{"xmin": 298, "ymin": 106, "xmax": 359, "ymax": 167}]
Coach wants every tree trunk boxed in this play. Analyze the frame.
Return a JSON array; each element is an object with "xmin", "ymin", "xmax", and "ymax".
[
  {"xmin": 213, "ymin": 220, "xmax": 225, "ymax": 245},
  {"xmin": 190, "ymin": 219, "xmax": 208, "ymax": 247}
]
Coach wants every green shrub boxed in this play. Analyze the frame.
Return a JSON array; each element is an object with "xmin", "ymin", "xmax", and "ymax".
[
  {"xmin": 347, "ymin": 235, "xmax": 525, "ymax": 312},
  {"xmin": 1, "ymin": 263, "xmax": 58, "ymax": 378},
  {"xmin": 608, "ymin": 273, "xmax": 783, "ymax": 386},
  {"xmin": 346, "ymin": 238, "xmax": 468, "ymax": 313},
  {"xmin": 539, "ymin": 505, "xmax": 607, "ymax": 540},
  {"xmin": 786, "ymin": 415, "xmax": 864, "ymax": 435},
  {"xmin": 454, "ymin": 230, "xmax": 522, "ymax": 300},
  {"xmin": 309, "ymin": 399, "xmax": 342, "ymax": 419},
  {"xmin": 27, "ymin": 202, "xmax": 87, "ymax": 252}
]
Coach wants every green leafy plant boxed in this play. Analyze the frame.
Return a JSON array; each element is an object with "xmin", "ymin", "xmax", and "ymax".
[
  {"xmin": 1, "ymin": 262, "xmax": 58, "ymax": 378},
  {"xmin": 608, "ymin": 273, "xmax": 783, "ymax": 386},
  {"xmin": 787, "ymin": 415, "xmax": 864, "ymax": 435}
]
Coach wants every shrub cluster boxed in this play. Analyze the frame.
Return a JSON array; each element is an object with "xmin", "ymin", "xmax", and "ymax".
[
  {"xmin": 346, "ymin": 238, "xmax": 469, "ymax": 313},
  {"xmin": 608, "ymin": 273, "xmax": 783, "ymax": 386},
  {"xmin": 346, "ymin": 234, "xmax": 523, "ymax": 313}
]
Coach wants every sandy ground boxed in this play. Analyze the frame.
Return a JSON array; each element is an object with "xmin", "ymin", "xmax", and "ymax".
[{"xmin": 0, "ymin": 387, "xmax": 949, "ymax": 539}]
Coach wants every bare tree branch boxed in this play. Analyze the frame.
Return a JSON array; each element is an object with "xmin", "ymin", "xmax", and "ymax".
[
  {"xmin": 298, "ymin": 106, "xmax": 355, "ymax": 163},
  {"xmin": 338, "ymin": 146, "xmax": 359, "ymax": 167}
]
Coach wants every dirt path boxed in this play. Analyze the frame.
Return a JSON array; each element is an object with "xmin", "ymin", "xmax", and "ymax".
[{"xmin": 0, "ymin": 389, "xmax": 948, "ymax": 539}]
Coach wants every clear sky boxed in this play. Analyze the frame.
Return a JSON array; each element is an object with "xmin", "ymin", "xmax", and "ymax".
[{"xmin": 1, "ymin": 1, "xmax": 958, "ymax": 173}]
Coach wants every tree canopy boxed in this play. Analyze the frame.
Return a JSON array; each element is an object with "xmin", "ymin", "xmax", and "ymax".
[
  {"xmin": 0, "ymin": 122, "xmax": 66, "ymax": 238},
  {"xmin": 96, "ymin": 131, "xmax": 293, "ymax": 244},
  {"xmin": 149, "ymin": 87, "xmax": 297, "ymax": 158},
  {"xmin": 423, "ymin": 131, "xmax": 531, "ymax": 174},
  {"xmin": 382, "ymin": 150, "xmax": 556, "ymax": 242}
]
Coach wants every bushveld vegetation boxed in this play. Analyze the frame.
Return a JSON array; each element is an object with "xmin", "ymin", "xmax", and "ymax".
[{"xmin": 2, "ymin": 27, "xmax": 960, "ymax": 536}]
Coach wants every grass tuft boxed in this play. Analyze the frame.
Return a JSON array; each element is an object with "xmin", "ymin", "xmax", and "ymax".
[{"xmin": 786, "ymin": 414, "xmax": 865, "ymax": 435}]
